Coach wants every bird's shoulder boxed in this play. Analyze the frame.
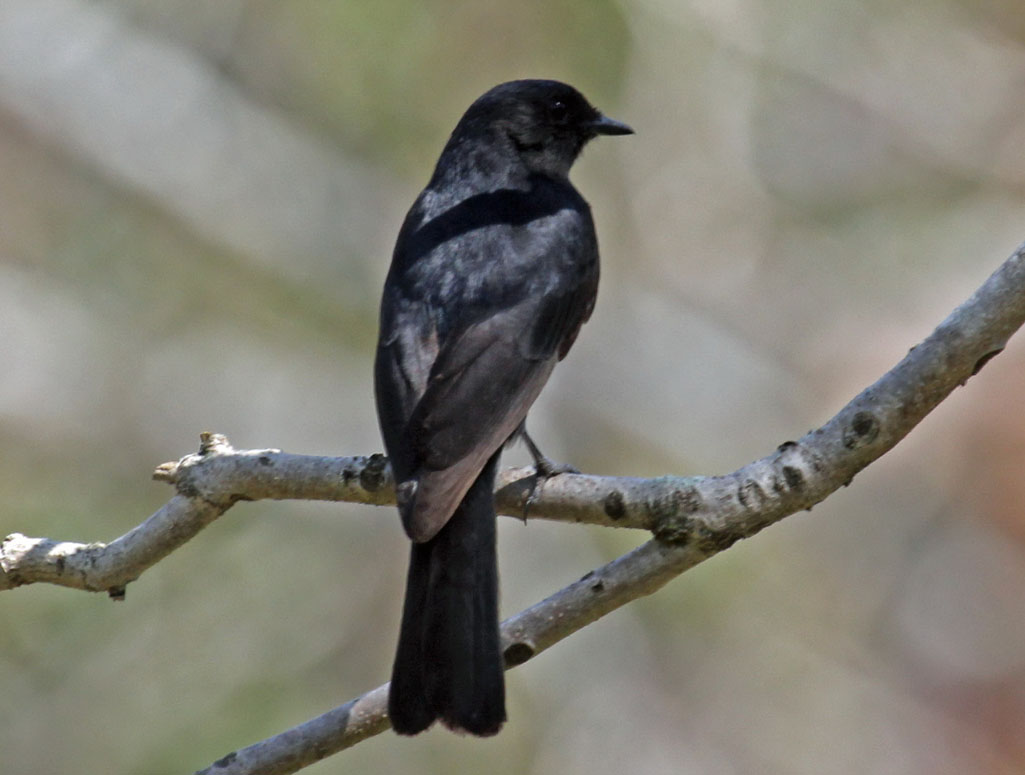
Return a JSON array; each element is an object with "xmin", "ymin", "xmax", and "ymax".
[
  {"xmin": 379, "ymin": 172, "xmax": 598, "ymax": 361},
  {"xmin": 393, "ymin": 174, "xmax": 594, "ymax": 284}
]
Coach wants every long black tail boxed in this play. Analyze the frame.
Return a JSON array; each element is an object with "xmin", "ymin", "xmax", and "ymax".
[{"xmin": 388, "ymin": 454, "xmax": 506, "ymax": 736}]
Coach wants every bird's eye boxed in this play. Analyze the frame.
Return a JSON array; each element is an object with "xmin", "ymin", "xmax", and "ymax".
[{"xmin": 549, "ymin": 100, "xmax": 569, "ymax": 124}]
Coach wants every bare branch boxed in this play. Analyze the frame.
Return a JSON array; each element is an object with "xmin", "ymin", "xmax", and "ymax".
[
  {"xmin": 4, "ymin": 243, "xmax": 1025, "ymax": 773},
  {"xmin": 198, "ymin": 242, "xmax": 1025, "ymax": 774},
  {"xmin": 0, "ymin": 437, "xmax": 654, "ymax": 594}
]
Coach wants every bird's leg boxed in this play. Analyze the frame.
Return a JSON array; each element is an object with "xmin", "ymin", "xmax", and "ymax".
[
  {"xmin": 521, "ymin": 429, "xmax": 579, "ymax": 477},
  {"xmin": 518, "ymin": 425, "xmax": 578, "ymax": 519}
]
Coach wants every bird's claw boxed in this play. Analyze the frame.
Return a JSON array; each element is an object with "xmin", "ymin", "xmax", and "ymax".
[
  {"xmin": 521, "ymin": 456, "xmax": 578, "ymax": 520},
  {"xmin": 533, "ymin": 456, "xmax": 580, "ymax": 478}
]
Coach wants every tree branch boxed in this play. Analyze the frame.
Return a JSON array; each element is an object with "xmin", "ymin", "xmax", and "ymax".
[{"xmin": 4, "ymin": 243, "xmax": 1025, "ymax": 773}]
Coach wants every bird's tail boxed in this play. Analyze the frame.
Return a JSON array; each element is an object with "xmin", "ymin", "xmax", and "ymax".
[{"xmin": 388, "ymin": 454, "xmax": 506, "ymax": 736}]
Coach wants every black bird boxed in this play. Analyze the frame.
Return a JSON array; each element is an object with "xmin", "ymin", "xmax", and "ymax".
[{"xmin": 375, "ymin": 79, "xmax": 632, "ymax": 736}]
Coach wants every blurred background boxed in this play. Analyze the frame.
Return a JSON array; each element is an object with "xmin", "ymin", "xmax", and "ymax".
[{"xmin": 3, "ymin": 1, "xmax": 1025, "ymax": 773}]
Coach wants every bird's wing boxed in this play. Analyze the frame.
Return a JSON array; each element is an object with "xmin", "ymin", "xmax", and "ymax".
[{"xmin": 403, "ymin": 265, "xmax": 596, "ymax": 542}]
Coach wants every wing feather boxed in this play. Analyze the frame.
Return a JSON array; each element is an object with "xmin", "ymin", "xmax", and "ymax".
[{"xmin": 375, "ymin": 182, "xmax": 599, "ymax": 542}]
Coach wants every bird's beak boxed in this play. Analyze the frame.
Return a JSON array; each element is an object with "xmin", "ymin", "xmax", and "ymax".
[{"xmin": 589, "ymin": 113, "xmax": 634, "ymax": 136}]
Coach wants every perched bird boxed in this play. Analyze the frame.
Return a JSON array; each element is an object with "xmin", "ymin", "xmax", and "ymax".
[{"xmin": 375, "ymin": 79, "xmax": 632, "ymax": 736}]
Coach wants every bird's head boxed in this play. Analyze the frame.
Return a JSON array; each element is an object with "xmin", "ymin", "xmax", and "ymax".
[{"xmin": 450, "ymin": 80, "xmax": 633, "ymax": 179}]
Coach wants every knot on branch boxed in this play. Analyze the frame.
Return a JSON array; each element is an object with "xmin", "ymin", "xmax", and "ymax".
[
  {"xmin": 503, "ymin": 641, "xmax": 535, "ymax": 666},
  {"xmin": 644, "ymin": 478, "xmax": 704, "ymax": 543},
  {"xmin": 152, "ymin": 432, "xmax": 277, "ymax": 507},
  {"xmin": 842, "ymin": 411, "xmax": 880, "ymax": 449},
  {"xmin": 153, "ymin": 432, "xmax": 235, "ymax": 484},
  {"xmin": 359, "ymin": 454, "xmax": 390, "ymax": 493}
]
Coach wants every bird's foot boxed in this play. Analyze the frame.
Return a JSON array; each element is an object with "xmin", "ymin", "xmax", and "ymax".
[
  {"xmin": 522, "ymin": 454, "xmax": 579, "ymax": 520},
  {"xmin": 517, "ymin": 426, "xmax": 579, "ymax": 520},
  {"xmin": 533, "ymin": 456, "xmax": 579, "ymax": 478}
]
